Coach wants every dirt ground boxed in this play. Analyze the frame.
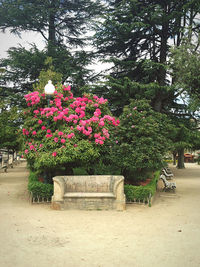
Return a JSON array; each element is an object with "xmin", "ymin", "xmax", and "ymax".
[{"xmin": 0, "ymin": 162, "xmax": 200, "ymax": 267}]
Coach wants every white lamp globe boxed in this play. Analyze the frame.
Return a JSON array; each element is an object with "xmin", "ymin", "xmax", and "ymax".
[{"xmin": 44, "ymin": 80, "xmax": 55, "ymax": 95}]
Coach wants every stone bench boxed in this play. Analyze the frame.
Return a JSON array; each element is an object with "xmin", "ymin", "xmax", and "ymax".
[{"xmin": 51, "ymin": 175, "xmax": 126, "ymax": 211}]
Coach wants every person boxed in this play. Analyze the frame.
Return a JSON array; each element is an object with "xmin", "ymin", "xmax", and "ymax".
[{"xmin": 0, "ymin": 154, "xmax": 2, "ymax": 165}]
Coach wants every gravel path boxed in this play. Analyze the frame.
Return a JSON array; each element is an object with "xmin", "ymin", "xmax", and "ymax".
[{"xmin": 0, "ymin": 162, "xmax": 200, "ymax": 267}]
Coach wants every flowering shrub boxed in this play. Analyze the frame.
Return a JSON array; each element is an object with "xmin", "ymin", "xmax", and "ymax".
[{"xmin": 22, "ymin": 84, "xmax": 119, "ymax": 177}]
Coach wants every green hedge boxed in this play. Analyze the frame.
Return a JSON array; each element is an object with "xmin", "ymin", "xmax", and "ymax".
[
  {"xmin": 28, "ymin": 171, "xmax": 53, "ymax": 199},
  {"xmin": 124, "ymin": 171, "xmax": 160, "ymax": 205}
]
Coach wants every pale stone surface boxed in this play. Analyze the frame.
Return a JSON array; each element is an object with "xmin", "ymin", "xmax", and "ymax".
[
  {"xmin": 1, "ymin": 163, "xmax": 200, "ymax": 267},
  {"xmin": 51, "ymin": 175, "xmax": 126, "ymax": 211}
]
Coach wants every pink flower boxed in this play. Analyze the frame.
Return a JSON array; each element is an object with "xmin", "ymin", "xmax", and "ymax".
[
  {"xmin": 39, "ymin": 144, "xmax": 43, "ymax": 148},
  {"xmin": 54, "ymin": 137, "xmax": 58, "ymax": 143},
  {"xmin": 46, "ymin": 134, "xmax": 53, "ymax": 138},
  {"xmin": 58, "ymin": 131, "xmax": 63, "ymax": 136},
  {"xmin": 32, "ymin": 131, "xmax": 37, "ymax": 135},
  {"xmin": 95, "ymin": 139, "xmax": 104, "ymax": 145},
  {"xmin": 67, "ymin": 133, "xmax": 75, "ymax": 139},
  {"xmin": 25, "ymin": 149, "xmax": 29, "ymax": 154},
  {"xmin": 77, "ymin": 125, "xmax": 83, "ymax": 131},
  {"xmin": 30, "ymin": 145, "xmax": 34, "ymax": 150},
  {"xmin": 74, "ymin": 144, "xmax": 78, "ymax": 147},
  {"xmin": 131, "ymin": 125, "xmax": 135, "ymax": 128},
  {"xmin": 63, "ymin": 85, "xmax": 71, "ymax": 91},
  {"xmin": 47, "ymin": 129, "xmax": 51, "ymax": 133},
  {"xmin": 41, "ymin": 126, "xmax": 46, "ymax": 130},
  {"xmin": 99, "ymin": 121, "xmax": 105, "ymax": 127},
  {"xmin": 94, "ymin": 108, "xmax": 101, "ymax": 117},
  {"xmin": 115, "ymin": 140, "xmax": 118, "ymax": 144},
  {"xmin": 94, "ymin": 133, "xmax": 101, "ymax": 138},
  {"xmin": 80, "ymin": 120, "xmax": 86, "ymax": 126},
  {"xmin": 52, "ymin": 152, "xmax": 57, "ymax": 157},
  {"xmin": 61, "ymin": 139, "xmax": 66, "ymax": 144},
  {"xmin": 38, "ymin": 120, "xmax": 43, "ymax": 124},
  {"xmin": 102, "ymin": 128, "xmax": 110, "ymax": 138}
]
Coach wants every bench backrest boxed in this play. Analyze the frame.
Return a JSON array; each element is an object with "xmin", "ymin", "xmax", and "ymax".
[
  {"xmin": 160, "ymin": 174, "xmax": 169, "ymax": 187},
  {"xmin": 62, "ymin": 175, "xmax": 116, "ymax": 193}
]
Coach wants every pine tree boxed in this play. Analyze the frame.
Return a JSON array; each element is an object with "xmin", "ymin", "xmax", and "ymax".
[
  {"xmin": 0, "ymin": 0, "xmax": 102, "ymax": 52},
  {"xmin": 93, "ymin": 0, "xmax": 200, "ymax": 113}
]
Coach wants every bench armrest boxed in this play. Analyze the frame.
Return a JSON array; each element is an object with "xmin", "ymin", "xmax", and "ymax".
[{"xmin": 52, "ymin": 176, "xmax": 65, "ymax": 202}]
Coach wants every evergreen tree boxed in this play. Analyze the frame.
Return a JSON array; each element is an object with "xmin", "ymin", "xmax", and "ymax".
[
  {"xmin": 0, "ymin": 0, "xmax": 101, "ymax": 53},
  {"xmin": 0, "ymin": 0, "xmax": 102, "ymax": 109},
  {"xmin": 93, "ymin": 0, "xmax": 200, "ymax": 113},
  {"xmin": 92, "ymin": 0, "xmax": 200, "ymax": 168}
]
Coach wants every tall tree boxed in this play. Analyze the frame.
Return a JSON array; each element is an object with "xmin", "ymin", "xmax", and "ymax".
[
  {"xmin": 0, "ymin": 0, "xmax": 101, "ymax": 53},
  {"xmin": 93, "ymin": 0, "xmax": 200, "ymax": 113},
  {"xmin": 0, "ymin": 0, "xmax": 102, "ymax": 109},
  {"xmin": 0, "ymin": 45, "xmax": 96, "ymax": 108},
  {"xmin": 92, "ymin": 0, "xmax": 200, "ymax": 168}
]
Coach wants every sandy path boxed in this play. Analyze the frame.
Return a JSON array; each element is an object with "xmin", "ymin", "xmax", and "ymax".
[{"xmin": 0, "ymin": 163, "xmax": 200, "ymax": 267}]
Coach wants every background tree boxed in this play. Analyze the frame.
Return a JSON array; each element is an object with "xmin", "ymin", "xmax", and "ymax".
[
  {"xmin": 0, "ymin": 0, "xmax": 101, "ymax": 52},
  {"xmin": 92, "ymin": 0, "xmax": 200, "ymax": 168},
  {"xmin": 0, "ymin": 0, "xmax": 102, "ymax": 111},
  {"xmin": 93, "ymin": 0, "xmax": 200, "ymax": 112},
  {"xmin": 0, "ymin": 98, "xmax": 21, "ymax": 157}
]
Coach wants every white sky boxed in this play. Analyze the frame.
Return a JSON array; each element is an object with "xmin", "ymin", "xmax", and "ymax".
[
  {"xmin": 0, "ymin": 30, "xmax": 45, "ymax": 58},
  {"xmin": 0, "ymin": 30, "xmax": 111, "ymax": 73}
]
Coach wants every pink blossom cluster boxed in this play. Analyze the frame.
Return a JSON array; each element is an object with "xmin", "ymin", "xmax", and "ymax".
[
  {"xmin": 23, "ymin": 85, "xmax": 119, "ymax": 157},
  {"xmin": 24, "ymin": 91, "xmax": 40, "ymax": 106}
]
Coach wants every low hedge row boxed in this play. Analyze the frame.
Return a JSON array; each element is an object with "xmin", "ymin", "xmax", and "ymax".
[
  {"xmin": 28, "ymin": 171, "xmax": 53, "ymax": 199},
  {"xmin": 124, "ymin": 171, "xmax": 160, "ymax": 204}
]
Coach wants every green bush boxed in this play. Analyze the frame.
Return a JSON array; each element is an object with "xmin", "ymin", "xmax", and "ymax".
[
  {"xmin": 110, "ymin": 99, "xmax": 173, "ymax": 183},
  {"xmin": 124, "ymin": 171, "xmax": 160, "ymax": 206},
  {"xmin": 28, "ymin": 171, "xmax": 53, "ymax": 199}
]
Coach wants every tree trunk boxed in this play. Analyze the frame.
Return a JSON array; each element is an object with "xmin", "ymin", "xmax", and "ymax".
[
  {"xmin": 172, "ymin": 151, "xmax": 177, "ymax": 165},
  {"xmin": 48, "ymin": 1, "xmax": 56, "ymax": 56},
  {"xmin": 153, "ymin": 3, "xmax": 169, "ymax": 112},
  {"xmin": 158, "ymin": 4, "xmax": 169, "ymax": 86},
  {"xmin": 177, "ymin": 148, "xmax": 185, "ymax": 169}
]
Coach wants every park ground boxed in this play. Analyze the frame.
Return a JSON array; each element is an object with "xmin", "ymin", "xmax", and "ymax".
[{"xmin": 0, "ymin": 162, "xmax": 200, "ymax": 267}]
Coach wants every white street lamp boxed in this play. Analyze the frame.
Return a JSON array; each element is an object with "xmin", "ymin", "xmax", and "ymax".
[
  {"xmin": 44, "ymin": 80, "xmax": 55, "ymax": 95},
  {"xmin": 44, "ymin": 80, "xmax": 55, "ymax": 107}
]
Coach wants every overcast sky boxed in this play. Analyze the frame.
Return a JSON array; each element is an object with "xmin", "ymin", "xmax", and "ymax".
[
  {"xmin": 0, "ymin": 30, "xmax": 111, "ymax": 74},
  {"xmin": 0, "ymin": 30, "xmax": 45, "ymax": 58}
]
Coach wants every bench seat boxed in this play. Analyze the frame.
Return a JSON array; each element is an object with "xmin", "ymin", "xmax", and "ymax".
[{"xmin": 64, "ymin": 192, "xmax": 115, "ymax": 198}]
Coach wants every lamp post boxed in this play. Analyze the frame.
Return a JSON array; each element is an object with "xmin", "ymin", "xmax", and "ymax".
[
  {"xmin": 44, "ymin": 80, "xmax": 55, "ymax": 107},
  {"xmin": 44, "ymin": 80, "xmax": 55, "ymax": 184}
]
